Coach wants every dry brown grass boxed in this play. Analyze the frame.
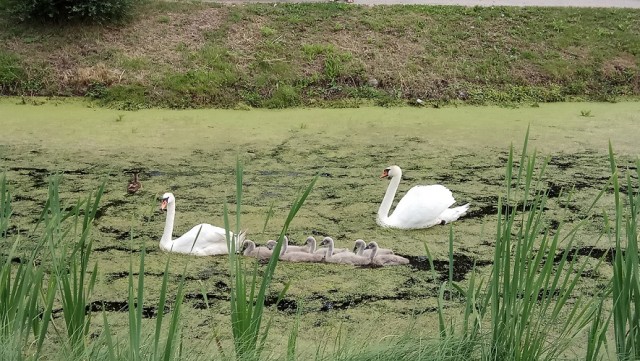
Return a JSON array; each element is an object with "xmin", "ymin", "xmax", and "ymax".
[{"xmin": 0, "ymin": 2, "xmax": 638, "ymax": 106}]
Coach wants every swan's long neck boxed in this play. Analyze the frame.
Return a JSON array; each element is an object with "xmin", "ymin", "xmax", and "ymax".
[
  {"xmin": 377, "ymin": 172, "xmax": 402, "ymax": 225},
  {"xmin": 308, "ymin": 237, "xmax": 316, "ymax": 253},
  {"xmin": 160, "ymin": 202, "xmax": 175, "ymax": 249}
]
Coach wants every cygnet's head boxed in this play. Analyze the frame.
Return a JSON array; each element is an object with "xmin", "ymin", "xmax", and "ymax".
[
  {"xmin": 365, "ymin": 241, "xmax": 379, "ymax": 250},
  {"xmin": 353, "ymin": 239, "xmax": 366, "ymax": 252},
  {"xmin": 305, "ymin": 236, "xmax": 316, "ymax": 246},
  {"xmin": 242, "ymin": 240, "xmax": 255, "ymax": 252},
  {"xmin": 320, "ymin": 236, "xmax": 334, "ymax": 247}
]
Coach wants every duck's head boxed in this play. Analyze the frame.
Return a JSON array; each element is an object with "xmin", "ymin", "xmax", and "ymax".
[{"xmin": 160, "ymin": 192, "xmax": 175, "ymax": 211}]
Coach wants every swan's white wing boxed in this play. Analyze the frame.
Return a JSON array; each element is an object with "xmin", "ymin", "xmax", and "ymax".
[
  {"xmin": 387, "ymin": 185, "xmax": 455, "ymax": 229},
  {"xmin": 170, "ymin": 224, "xmax": 230, "ymax": 255}
]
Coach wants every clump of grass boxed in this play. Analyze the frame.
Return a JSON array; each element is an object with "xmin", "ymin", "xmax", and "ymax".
[
  {"xmin": 580, "ymin": 109, "xmax": 593, "ymax": 117},
  {"xmin": 608, "ymin": 144, "xmax": 640, "ymax": 360},
  {"xmin": 0, "ymin": 175, "xmax": 55, "ymax": 361},
  {"xmin": 263, "ymin": 84, "xmax": 301, "ymax": 109},
  {"xmin": 226, "ymin": 159, "xmax": 318, "ymax": 360},
  {"xmin": 432, "ymin": 129, "xmax": 607, "ymax": 360},
  {"xmin": 98, "ymin": 239, "xmax": 187, "ymax": 360},
  {"xmin": 42, "ymin": 176, "xmax": 104, "ymax": 357}
]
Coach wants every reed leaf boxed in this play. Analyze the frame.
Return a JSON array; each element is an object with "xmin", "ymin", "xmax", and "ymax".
[{"xmin": 227, "ymin": 159, "xmax": 318, "ymax": 360}]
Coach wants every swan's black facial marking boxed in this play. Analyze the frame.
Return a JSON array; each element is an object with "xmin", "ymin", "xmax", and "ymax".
[
  {"xmin": 160, "ymin": 197, "xmax": 170, "ymax": 212},
  {"xmin": 381, "ymin": 168, "xmax": 390, "ymax": 178},
  {"xmin": 440, "ymin": 220, "xmax": 446, "ymax": 225}
]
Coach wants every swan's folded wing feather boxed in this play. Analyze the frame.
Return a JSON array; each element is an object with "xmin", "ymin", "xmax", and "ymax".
[{"xmin": 388, "ymin": 185, "xmax": 456, "ymax": 228}]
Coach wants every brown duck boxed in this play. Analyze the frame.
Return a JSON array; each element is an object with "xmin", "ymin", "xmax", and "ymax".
[{"xmin": 127, "ymin": 172, "xmax": 142, "ymax": 194}]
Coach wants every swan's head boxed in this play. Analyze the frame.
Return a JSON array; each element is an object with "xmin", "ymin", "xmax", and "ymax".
[
  {"xmin": 381, "ymin": 165, "xmax": 401, "ymax": 179},
  {"xmin": 160, "ymin": 192, "xmax": 175, "ymax": 211},
  {"xmin": 265, "ymin": 240, "xmax": 277, "ymax": 250},
  {"xmin": 353, "ymin": 239, "xmax": 366, "ymax": 252},
  {"xmin": 320, "ymin": 237, "xmax": 334, "ymax": 247},
  {"xmin": 365, "ymin": 241, "xmax": 379, "ymax": 250}
]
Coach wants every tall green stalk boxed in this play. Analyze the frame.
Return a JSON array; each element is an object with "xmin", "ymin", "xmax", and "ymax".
[
  {"xmin": 227, "ymin": 159, "xmax": 318, "ymax": 360},
  {"xmin": 435, "ymin": 131, "xmax": 605, "ymax": 360},
  {"xmin": 43, "ymin": 176, "xmax": 104, "ymax": 357},
  {"xmin": 99, "ymin": 223, "xmax": 187, "ymax": 361},
  {"xmin": 0, "ymin": 175, "xmax": 55, "ymax": 360},
  {"xmin": 608, "ymin": 145, "xmax": 640, "ymax": 360},
  {"xmin": 484, "ymin": 138, "xmax": 601, "ymax": 360}
]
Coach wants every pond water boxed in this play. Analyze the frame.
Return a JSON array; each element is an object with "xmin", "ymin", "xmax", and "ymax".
[{"xmin": 1, "ymin": 97, "xmax": 639, "ymax": 357}]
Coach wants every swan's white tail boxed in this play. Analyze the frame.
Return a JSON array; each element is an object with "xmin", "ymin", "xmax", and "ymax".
[
  {"xmin": 440, "ymin": 203, "xmax": 470, "ymax": 224},
  {"xmin": 234, "ymin": 229, "xmax": 248, "ymax": 253}
]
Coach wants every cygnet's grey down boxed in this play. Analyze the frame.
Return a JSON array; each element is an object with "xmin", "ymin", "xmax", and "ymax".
[
  {"xmin": 365, "ymin": 241, "xmax": 409, "ymax": 266},
  {"xmin": 242, "ymin": 240, "xmax": 273, "ymax": 260},
  {"xmin": 279, "ymin": 236, "xmax": 325, "ymax": 263},
  {"xmin": 265, "ymin": 239, "xmax": 277, "ymax": 250},
  {"xmin": 353, "ymin": 239, "xmax": 394, "ymax": 257},
  {"xmin": 278, "ymin": 236, "xmax": 314, "ymax": 254},
  {"xmin": 320, "ymin": 237, "xmax": 370, "ymax": 265},
  {"xmin": 315, "ymin": 236, "xmax": 350, "ymax": 256}
]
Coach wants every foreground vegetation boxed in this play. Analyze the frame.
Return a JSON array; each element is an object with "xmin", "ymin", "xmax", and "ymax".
[
  {"xmin": 0, "ymin": 1, "xmax": 639, "ymax": 109},
  {"xmin": 1, "ymin": 134, "xmax": 639, "ymax": 360}
]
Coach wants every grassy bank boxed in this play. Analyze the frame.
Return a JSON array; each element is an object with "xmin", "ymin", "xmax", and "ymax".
[{"xmin": 0, "ymin": 1, "xmax": 639, "ymax": 109}]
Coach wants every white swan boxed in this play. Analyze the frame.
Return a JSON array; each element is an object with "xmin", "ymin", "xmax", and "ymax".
[
  {"xmin": 365, "ymin": 241, "xmax": 409, "ymax": 266},
  {"xmin": 353, "ymin": 239, "xmax": 394, "ymax": 257},
  {"xmin": 159, "ymin": 192, "xmax": 245, "ymax": 256},
  {"xmin": 377, "ymin": 165, "xmax": 470, "ymax": 229}
]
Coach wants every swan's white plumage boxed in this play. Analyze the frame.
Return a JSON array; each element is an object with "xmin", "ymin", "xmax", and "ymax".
[
  {"xmin": 377, "ymin": 166, "xmax": 469, "ymax": 229},
  {"xmin": 160, "ymin": 192, "xmax": 244, "ymax": 256}
]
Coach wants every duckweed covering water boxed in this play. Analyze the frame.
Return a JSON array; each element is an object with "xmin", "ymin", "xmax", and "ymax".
[{"xmin": 1, "ymin": 97, "xmax": 639, "ymax": 358}]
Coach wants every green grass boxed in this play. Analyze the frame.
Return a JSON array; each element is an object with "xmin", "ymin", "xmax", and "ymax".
[
  {"xmin": 0, "ymin": 3, "xmax": 638, "ymax": 108},
  {"xmin": 608, "ymin": 145, "xmax": 640, "ymax": 360}
]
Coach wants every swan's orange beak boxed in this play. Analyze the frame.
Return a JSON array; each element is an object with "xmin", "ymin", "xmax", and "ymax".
[
  {"xmin": 160, "ymin": 199, "xmax": 168, "ymax": 211},
  {"xmin": 380, "ymin": 169, "xmax": 389, "ymax": 178}
]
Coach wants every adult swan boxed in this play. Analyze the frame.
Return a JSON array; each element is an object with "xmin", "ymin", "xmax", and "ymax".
[
  {"xmin": 160, "ymin": 192, "xmax": 245, "ymax": 255},
  {"xmin": 377, "ymin": 166, "xmax": 469, "ymax": 229}
]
